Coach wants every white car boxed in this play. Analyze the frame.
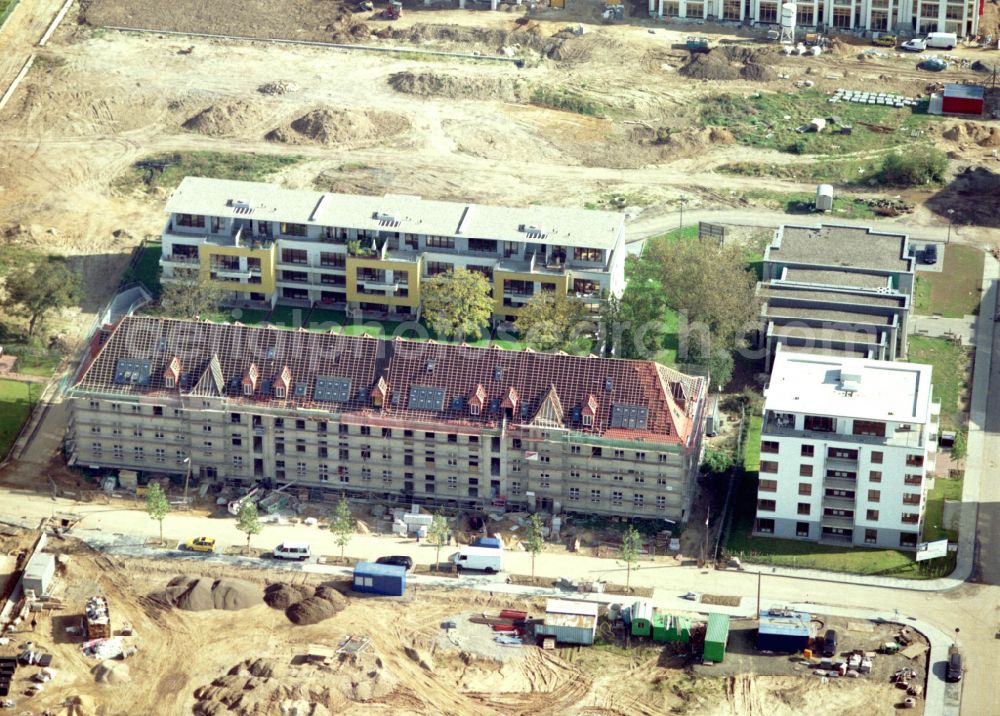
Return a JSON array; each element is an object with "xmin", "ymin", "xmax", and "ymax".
[{"xmin": 900, "ymin": 38, "xmax": 926, "ymax": 52}]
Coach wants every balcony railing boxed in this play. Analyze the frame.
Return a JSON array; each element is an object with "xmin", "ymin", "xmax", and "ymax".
[{"xmin": 164, "ymin": 254, "xmax": 199, "ymax": 264}]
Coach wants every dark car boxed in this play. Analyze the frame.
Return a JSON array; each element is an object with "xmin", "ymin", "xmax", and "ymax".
[
  {"xmin": 947, "ymin": 651, "xmax": 963, "ymax": 682},
  {"xmin": 822, "ymin": 629, "xmax": 838, "ymax": 657},
  {"xmin": 923, "ymin": 244, "xmax": 938, "ymax": 265},
  {"xmin": 375, "ymin": 555, "xmax": 414, "ymax": 571}
]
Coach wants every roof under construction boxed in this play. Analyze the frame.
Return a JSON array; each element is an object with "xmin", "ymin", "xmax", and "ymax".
[{"xmin": 72, "ymin": 316, "xmax": 705, "ymax": 446}]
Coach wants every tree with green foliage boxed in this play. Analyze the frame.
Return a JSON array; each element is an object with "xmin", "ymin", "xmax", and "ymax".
[
  {"xmin": 702, "ymin": 447, "xmax": 734, "ymax": 473},
  {"xmin": 2, "ymin": 260, "xmax": 81, "ymax": 336},
  {"xmin": 603, "ymin": 258, "xmax": 672, "ymax": 359},
  {"xmin": 515, "ymin": 291, "xmax": 590, "ymax": 353},
  {"xmin": 159, "ymin": 274, "xmax": 226, "ymax": 320},
  {"xmin": 145, "ymin": 482, "xmax": 170, "ymax": 545},
  {"xmin": 877, "ymin": 149, "xmax": 948, "ymax": 187},
  {"xmin": 951, "ymin": 430, "xmax": 967, "ymax": 462},
  {"xmin": 523, "ymin": 514, "xmax": 545, "ymax": 584},
  {"xmin": 618, "ymin": 526, "xmax": 643, "ymax": 592},
  {"xmin": 421, "ymin": 268, "xmax": 493, "ymax": 340},
  {"xmin": 332, "ymin": 498, "xmax": 354, "ymax": 559},
  {"xmin": 427, "ymin": 513, "xmax": 450, "ymax": 572},
  {"xmin": 235, "ymin": 501, "xmax": 262, "ymax": 555}
]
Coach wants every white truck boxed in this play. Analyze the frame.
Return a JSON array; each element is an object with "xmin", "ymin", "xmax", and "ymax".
[
  {"xmin": 451, "ymin": 546, "xmax": 504, "ymax": 573},
  {"xmin": 901, "ymin": 32, "xmax": 957, "ymax": 51}
]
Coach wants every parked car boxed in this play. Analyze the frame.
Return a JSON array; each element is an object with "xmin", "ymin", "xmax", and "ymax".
[
  {"xmin": 873, "ymin": 32, "xmax": 897, "ymax": 47},
  {"xmin": 184, "ymin": 536, "xmax": 216, "ymax": 553},
  {"xmin": 273, "ymin": 541, "xmax": 310, "ymax": 561},
  {"xmin": 376, "ymin": 555, "xmax": 414, "ymax": 571},
  {"xmin": 923, "ymin": 244, "xmax": 939, "ymax": 264},
  {"xmin": 901, "ymin": 38, "xmax": 926, "ymax": 52},
  {"xmin": 822, "ymin": 629, "xmax": 838, "ymax": 657},
  {"xmin": 946, "ymin": 650, "xmax": 963, "ymax": 682}
]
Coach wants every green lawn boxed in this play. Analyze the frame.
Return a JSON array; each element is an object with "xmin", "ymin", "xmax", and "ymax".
[
  {"xmin": 114, "ymin": 151, "xmax": 302, "ymax": 195},
  {"xmin": 0, "ymin": 379, "xmax": 41, "ymax": 460},
  {"xmin": 739, "ymin": 190, "xmax": 878, "ymax": 220},
  {"xmin": 914, "ymin": 244, "xmax": 984, "ymax": 318},
  {"xmin": 923, "ymin": 477, "xmax": 962, "ymax": 543},
  {"xmin": 8, "ymin": 351, "xmax": 61, "ymax": 378},
  {"xmin": 743, "ymin": 414, "xmax": 763, "ymax": 472},
  {"xmin": 266, "ymin": 305, "xmax": 309, "ymax": 329},
  {"xmin": 229, "ymin": 308, "xmax": 269, "ymax": 325},
  {"xmin": 127, "ymin": 240, "xmax": 162, "ymax": 295},
  {"xmin": 908, "ymin": 335, "xmax": 971, "ymax": 431},
  {"xmin": 718, "ymin": 157, "xmax": 882, "ymax": 185},
  {"xmin": 652, "ymin": 308, "xmax": 680, "ymax": 367},
  {"xmin": 700, "ymin": 90, "xmax": 934, "ymax": 156}
]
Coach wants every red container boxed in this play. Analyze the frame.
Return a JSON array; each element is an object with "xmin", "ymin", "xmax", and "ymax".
[
  {"xmin": 499, "ymin": 610, "xmax": 528, "ymax": 620},
  {"xmin": 492, "ymin": 624, "xmax": 517, "ymax": 632}
]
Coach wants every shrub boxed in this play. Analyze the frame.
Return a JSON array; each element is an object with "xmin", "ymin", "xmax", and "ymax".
[{"xmin": 876, "ymin": 149, "xmax": 948, "ymax": 186}]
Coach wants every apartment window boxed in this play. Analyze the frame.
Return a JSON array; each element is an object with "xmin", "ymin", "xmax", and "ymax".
[
  {"xmin": 202, "ymin": 424, "xmax": 212, "ymax": 433},
  {"xmin": 570, "ymin": 445, "xmax": 581, "ymax": 455},
  {"xmin": 757, "ymin": 499, "xmax": 776, "ymax": 512},
  {"xmin": 902, "ymin": 493, "xmax": 921, "ymax": 505},
  {"xmin": 755, "ymin": 518, "xmax": 775, "ymax": 534},
  {"xmin": 339, "ymin": 424, "xmax": 349, "ymax": 436},
  {"xmin": 900, "ymin": 532, "xmax": 918, "ymax": 547},
  {"xmin": 633, "ymin": 475, "xmax": 645, "ymax": 484},
  {"xmin": 795, "ymin": 522, "xmax": 810, "ymax": 537},
  {"xmin": 591, "ymin": 473, "xmax": 600, "ymax": 481},
  {"xmin": 165, "ymin": 376, "xmax": 176, "ymax": 388},
  {"xmin": 760, "ymin": 460, "xmax": 778, "ymax": 474},
  {"xmin": 425, "ymin": 261, "xmax": 453, "ymax": 276},
  {"xmin": 539, "ymin": 474, "xmax": 551, "ymax": 487},
  {"xmin": 592, "ymin": 447, "xmax": 602, "ymax": 458},
  {"xmin": 582, "ymin": 414, "xmax": 593, "ymax": 427},
  {"xmin": 447, "ymin": 475, "xmax": 458, "ymax": 489},
  {"xmin": 574, "ymin": 247, "xmax": 603, "ymax": 262},
  {"xmin": 658, "ymin": 454, "xmax": 669, "ymax": 463},
  {"xmin": 869, "ymin": 470, "xmax": 882, "ymax": 483},
  {"xmin": 569, "ymin": 487, "xmax": 580, "ymax": 501},
  {"xmin": 111, "ymin": 403, "xmax": 120, "ymax": 411},
  {"xmin": 540, "ymin": 454, "xmax": 551, "ymax": 464},
  {"xmin": 797, "ymin": 503, "xmax": 810, "ymax": 516},
  {"xmin": 590, "ymin": 489, "xmax": 601, "ymax": 503},
  {"xmin": 280, "ymin": 224, "xmax": 307, "ymax": 238},
  {"xmin": 906, "ymin": 454, "xmax": 924, "ymax": 467},
  {"xmin": 155, "ymin": 448, "xmax": 166, "ymax": 463},
  {"xmin": 801, "ymin": 444, "xmax": 814, "ymax": 457},
  {"xmin": 614, "ymin": 449, "xmax": 625, "ymax": 459},
  {"xmin": 853, "ymin": 420, "xmax": 886, "ymax": 437},
  {"xmin": 613, "ymin": 474, "xmax": 624, "ymax": 482},
  {"xmin": 761, "ymin": 440, "xmax": 779, "ymax": 454},
  {"xmin": 870, "ymin": 451, "xmax": 883, "ymax": 464},
  {"xmin": 656, "ymin": 495, "xmax": 666, "ymax": 510},
  {"xmin": 133, "ymin": 446, "xmax": 144, "ymax": 461},
  {"xmin": 379, "ymin": 427, "xmax": 390, "ymax": 438},
  {"xmin": 868, "ymin": 490, "xmax": 881, "ymax": 502},
  {"xmin": 799, "ymin": 464, "xmax": 813, "ymax": 477},
  {"xmin": 426, "ymin": 236, "xmax": 455, "ymax": 249},
  {"xmin": 511, "ymin": 438, "xmax": 523, "ymax": 450},
  {"xmin": 865, "ymin": 529, "xmax": 878, "ymax": 544},
  {"xmin": 89, "ymin": 401, "xmax": 100, "ymax": 410},
  {"xmin": 130, "ymin": 404, "xmax": 141, "ymax": 414},
  {"xmin": 826, "ymin": 470, "xmax": 856, "ymax": 479},
  {"xmin": 904, "ymin": 474, "xmax": 922, "ymax": 486},
  {"xmin": 113, "ymin": 444, "xmax": 123, "ymax": 459},
  {"xmin": 866, "ymin": 509, "xmax": 879, "ymax": 521},
  {"xmin": 425, "ymin": 432, "xmax": 435, "ymax": 440},
  {"xmin": 91, "ymin": 426, "xmax": 101, "ymax": 434},
  {"xmin": 339, "ymin": 449, "xmax": 349, "ymax": 460},
  {"xmin": 176, "ymin": 213, "xmax": 205, "ymax": 228},
  {"xmin": 232, "ymin": 456, "xmax": 243, "ymax": 470},
  {"xmin": 231, "ymin": 436, "xmax": 242, "ymax": 447},
  {"xmin": 611, "ymin": 490, "xmax": 623, "ymax": 505},
  {"xmin": 319, "ymin": 465, "xmax": 329, "ymax": 482},
  {"xmin": 633, "ymin": 493, "xmax": 644, "ymax": 508},
  {"xmin": 153, "ymin": 406, "xmax": 163, "ymax": 417},
  {"xmin": 798, "ymin": 483, "xmax": 812, "ymax": 496},
  {"xmin": 828, "ymin": 448, "xmax": 858, "ymax": 460},
  {"xmin": 293, "ymin": 461, "xmax": 305, "ymax": 476},
  {"xmin": 91, "ymin": 442, "xmax": 102, "ymax": 454},
  {"xmin": 570, "ymin": 470, "xmax": 581, "ymax": 480},
  {"xmin": 362, "ymin": 467, "xmax": 372, "ymax": 481},
  {"xmin": 511, "ymin": 481, "xmax": 522, "ymax": 495},
  {"xmin": 469, "ymin": 435, "xmax": 479, "ymax": 444},
  {"xmin": 804, "ymin": 416, "xmax": 834, "ymax": 433}
]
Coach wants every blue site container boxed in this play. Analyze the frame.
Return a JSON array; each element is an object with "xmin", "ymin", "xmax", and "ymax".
[
  {"xmin": 472, "ymin": 537, "xmax": 502, "ymax": 549},
  {"xmin": 353, "ymin": 561, "xmax": 406, "ymax": 596}
]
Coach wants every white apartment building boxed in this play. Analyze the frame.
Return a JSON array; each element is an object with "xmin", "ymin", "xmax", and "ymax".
[
  {"xmin": 159, "ymin": 177, "xmax": 627, "ymax": 324},
  {"xmin": 647, "ymin": 0, "xmax": 980, "ymax": 37},
  {"xmin": 753, "ymin": 347, "xmax": 939, "ymax": 550}
]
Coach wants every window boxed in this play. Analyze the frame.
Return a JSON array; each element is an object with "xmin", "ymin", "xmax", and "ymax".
[
  {"xmin": 755, "ymin": 518, "xmax": 775, "ymax": 534},
  {"xmin": 796, "ymin": 522, "xmax": 810, "ymax": 537},
  {"xmin": 592, "ymin": 447, "xmax": 602, "ymax": 457},
  {"xmin": 904, "ymin": 474, "xmax": 922, "ymax": 486},
  {"xmin": 383, "ymin": 471, "xmax": 393, "ymax": 484},
  {"xmin": 868, "ymin": 490, "xmax": 881, "ymax": 502},
  {"xmin": 133, "ymin": 446, "xmax": 144, "ymax": 461},
  {"xmin": 340, "ymin": 449, "xmax": 349, "ymax": 460},
  {"xmin": 865, "ymin": 528, "xmax": 878, "ymax": 545},
  {"xmin": 613, "ymin": 474, "xmax": 624, "ymax": 482},
  {"xmin": 906, "ymin": 454, "xmax": 924, "ymax": 467},
  {"xmin": 91, "ymin": 426, "xmax": 101, "ymax": 434},
  {"xmin": 804, "ymin": 416, "xmax": 834, "ymax": 433},
  {"xmin": 826, "ymin": 470, "xmax": 856, "ymax": 479},
  {"xmin": 89, "ymin": 401, "xmax": 100, "ymax": 410},
  {"xmin": 614, "ymin": 449, "xmax": 625, "ymax": 459},
  {"xmin": 800, "ymin": 444, "xmax": 814, "ymax": 457},
  {"xmin": 539, "ymin": 474, "xmax": 551, "ymax": 487},
  {"xmin": 900, "ymin": 532, "xmax": 918, "ymax": 547},
  {"xmin": 339, "ymin": 424, "xmax": 349, "ymax": 436},
  {"xmin": 901, "ymin": 514, "xmax": 919, "ymax": 525},
  {"xmin": 469, "ymin": 436, "xmax": 479, "ymax": 444},
  {"xmin": 155, "ymin": 448, "xmax": 166, "ymax": 463},
  {"xmin": 232, "ymin": 436, "xmax": 242, "ymax": 447},
  {"xmin": 797, "ymin": 502, "xmax": 810, "ymax": 516},
  {"xmin": 611, "ymin": 490, "xmax": 623, "ymax": 505},
  {"xmin": 570, "ymin": 470, "xmax": 580, "ymax": 479},
  {"xmin": 798, "ymin": 483, "xmax": 812, "ymax": 496},
  {"xmin": 113, "ymin": 444, "xmax": 123, "ymax": 458},
  {"xmin": 425, "ymin": 261, "xmax": 454, "ymax": 276},
  {"xmin": 853, "ymin": 420, "xmax": 886, "ymax": 437},
  {"xmin": 153, "ymin": 406, "xmax": 163, "ymax": 417},
  {"xmin": 591, "ymin": 472, "xmax": 600, "ymax": 481},
  {"xmin": 165, "ymin": 376, "xmax": 176, "ymax": 388},
  {"xmin": 131, "ymin": 404, "xmax": 141, "ymax": 414},
  {"xmin": 280, "ymin": 223, "xmax": 307, "ymax": 238},
  {"xmin": 799, "ymin": 464, "xmax": 813, "ymax": 477},
  {"xmin": 362, "ymin": 468, "xmax": 372, "ymax": 481},
  {"xmin": 574, "ymin": 247, "xmax": 602, "ymax": 262},
  {"xmin": 582, "ymin": 414, "xmax": 593, "ymax": 427},
  {"xmin": 570, "ymin": 445, "xmax": 581, "ymax": 454},
  {"xmin": 656, "ymin": 495, "xmax": 666, "ymax": 510},
  {"xmin": 295, "ymin": 461, "xmax": 307, "ymax": 476},
  {"xmin": 760, "ymin": 460, "xmax": 778, "ymax": 474},
  {"xmin": 232, "ymin": 456, "xmax": 243, "ymax": 469},
  {"xmin": 447, "ymin": 475, "xmax": 458, "ymax": 489},
  {"xmin": 540, "ymin": 454, "xmax": 551, "ymax": 464},
  {"xmin": 569, "ymin": 487, "xmax": 580, "ymax": 501},
  {"xmin": 761, "ymin": 440, "xmax": 779, "ymax": 454},
  {"xmin": 425, "ymin": 432, "xmax": 435, "ymax": 440},
  {"xmin": 757, "ymin": 499, "xmax": 776, "ymax": 512},
  {"xmin": 319, "ymin": 465, "xmax": 329, "ymax": 482},
  {"xmin": 511, "ymin": 481, "xmax": 522, "ymax": 495},
  {"xmin": 91, "ymin": 442, "xmax": 102, "ymax": 454},
  {"xmin": 902, "ymin": 493, "xmax": 921, "ymax": 505},
  {"xmin": 635, "ymin": 452, "xmax": 646, "ymax": 461},
  {"xmin": 633, "ymin": 493, "xmax": 644, "ymax": 508},
  {"xmin": 869, "ymin": 470, "xmax": 882, "ymax": 482},
  {"xmin": 866, "ymin": 509, "xmax": 879, "ymax": 521},
  {"xmin": 828, "ymin": 448, "xmax": 858, "ymax": 460},
  {"xmin": 590, "ymin": 489, "xmax": 601, "ymax": 503},
  {"xmin": 658, "ymin": 454, "xmax": 669, "ymax": 463},
  {"xmin": 275, "ymin": 418, "xmax": 285, "ymax": 429},
  {"xmin": 870, "ymin": 451, "xmax": 883, "ymax": 464},
  {"xmin": 426, "ymin": 236, "xmax": 455, "ymax": 249}
]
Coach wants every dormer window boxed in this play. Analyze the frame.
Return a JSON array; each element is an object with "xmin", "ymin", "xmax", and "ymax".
[
  {"xmin": 275, "ymin": 386, "xmax": 286, "ymax": 399},
  {"xmin": 165, "ymin": 376, "xmax": 176, "ymax": 389},
  {"xmin": 582, "ymin": 414, "xmax": 593, "ymax": 427},
  {"xmin": 470, "ymin": 403, "xmax": 481, "ymax": 416}
]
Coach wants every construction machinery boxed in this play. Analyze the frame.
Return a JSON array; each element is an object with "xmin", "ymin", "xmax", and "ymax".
[
  {"xmin": 804, "ymin": 32, "xmax": 829, "ymax": 47},
  {"xmin": 383, "ymin": 1, "xmax": 401, "ymax": 19},
  {"xmin": 685, "ymin": 36, "xmax": 710, "ymax": 53}
]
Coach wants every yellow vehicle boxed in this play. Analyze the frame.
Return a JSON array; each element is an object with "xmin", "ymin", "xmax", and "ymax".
[{"xmin": 185, "ymin": 536, "xmax": 216, "ymax": 553}]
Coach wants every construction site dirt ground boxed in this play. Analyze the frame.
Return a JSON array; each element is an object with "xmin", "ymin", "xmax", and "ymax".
[
  {"xmin": 3, "ymin": 2, "xmax": 1000, "ymax": 339},
  {"xmin": 0, "ymin": 531, "xmax": 925, "ymax": 716}
]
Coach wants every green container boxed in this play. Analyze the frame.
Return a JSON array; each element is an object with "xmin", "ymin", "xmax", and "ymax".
[
  {"xmin": 666, "ymin": 615, "xmax": 693, "ymax": 644},
  {"xmin": 651, "ymin": 613, "xmax": 671, "ymax": 643},
  {"xmin": 631, "ymin": 601, "xmax": 654, "ymax": 637},
  {"xmin": 703, "ymin": 613, "xmax": 730, "ymax": 662}
]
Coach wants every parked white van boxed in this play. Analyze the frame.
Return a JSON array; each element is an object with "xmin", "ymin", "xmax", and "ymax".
[
  {"xmin": 451, "ymin": 546, "xmax": 504, "ymax": 573},
  {"xmin": 273, "ymin": 541, "xmax": 311, "ymax": 561}
]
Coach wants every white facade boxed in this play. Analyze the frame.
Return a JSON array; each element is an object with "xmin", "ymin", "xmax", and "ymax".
[{"xmin": 754, "ymin": 348, "xmax": 939, "ymax": 550}]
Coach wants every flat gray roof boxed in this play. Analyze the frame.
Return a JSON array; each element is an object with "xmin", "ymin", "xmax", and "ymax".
[
  {"xmin": 770, "ymin": 325, "xmax": 884, "ymax": 343},
  {"xmin": 777, "ymin": 344, "xmax": 872, "ymax": 359},
  {"xmin": 782, "ymin": 268, "xmax": 890, "ymax": 290},
  {"xmin": 766, "ymin": 224, "xmax": 912, "ymax": 274},
  {"xmin": 759, "ymin": 284, "xmax": 906, "ymax": 309},
  {"xmin": 764, "ymin": 305, "xmax": 894, "ymax": 325},
  {"xmin": 165, "ymin": 177, "xmax": 624, "ymax": 249}
]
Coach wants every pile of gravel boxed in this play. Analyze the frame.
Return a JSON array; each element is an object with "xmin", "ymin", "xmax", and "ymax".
[{"xmin": 159, "ymin": 576, "xmax": 262, "ymax": 611}]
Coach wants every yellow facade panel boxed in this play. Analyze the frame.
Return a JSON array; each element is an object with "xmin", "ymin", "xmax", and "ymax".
[
  {"xmin": 199, "ymin": 243, "xmax": 277, "ymax": 295},
  {"xmin": 492, "ymin": 269, "xmax": 569, "ymax": 318},
  {"xmin": 346, "ymin": 255, "xmax": 422, "ymax": 308}
]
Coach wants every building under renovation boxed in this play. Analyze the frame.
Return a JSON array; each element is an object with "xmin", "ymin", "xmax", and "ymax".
[{"xmin": 65, "ymin": 316, "xmax": 707, "ymax": 522}]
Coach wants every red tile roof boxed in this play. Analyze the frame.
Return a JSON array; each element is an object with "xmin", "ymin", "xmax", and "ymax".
[{"xmin": 72, "ymin": 316, "xmax": 704, "ymax": 446}]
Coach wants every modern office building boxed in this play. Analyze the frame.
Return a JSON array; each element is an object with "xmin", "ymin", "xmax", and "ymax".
[
  {"xmin": 753, "ymin": 346, "xmax": 938, "ymax": 550},
  {"xmin": 756, "ymin": 224, "xmax": 915, "ymax": 369},
  {"xmin": 65, "ymin": 316, "xmax": 707, "ymax": 523},
  {"xmin": 158, "ymin": 177, "xmax": 626, "ymax": 324},
  {"xmin": 646, "ymin": 0, "xmax": 980, "ymax": 37}
]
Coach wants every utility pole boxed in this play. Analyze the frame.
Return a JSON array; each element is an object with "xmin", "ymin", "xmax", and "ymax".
[
  {"xmin": 183, "ymin": 457, "xmax": 192, "ymax": 506},
  {"xmin": 947, "ymin": 209, "xmax": 955, "ymax": 244}
]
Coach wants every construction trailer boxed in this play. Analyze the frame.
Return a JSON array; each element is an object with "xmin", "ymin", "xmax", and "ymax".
[
  {"xmin": 703, "ymin": 613, "xmax": 730, "ymax": 662},
  {"xmin": 22, "ymin": 552, "xmax": 56, "ymax": 595},
  {"xmin": 352, "ymin": 562, "xmax": 406, "ymax": 597},
  {"xmin": 631, "ymin": 601, "xmax": 654, "ymax": 637},
  {"xmin": 534, "ymin": 599, "xmax": 599, "ymax": 646},
  {"xmin": 652, "ymin": 613, "xmax": 693, "ymax": 644},
  {"xmin": 756, "ymin": 609, "xmax": 811, "ymax": 653},
  {"xmin": 941, "ymin": 83, "xmax": 985, "ymax": 115}
]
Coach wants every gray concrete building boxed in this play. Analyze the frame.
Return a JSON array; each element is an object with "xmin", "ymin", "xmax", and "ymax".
[
  {"xmin": 757, "ymin": 224, "xmax": 915, "ymax": 369},
  {"xmin": 65, "ymin": 317, "xmax": 707, "ymax": 523}
]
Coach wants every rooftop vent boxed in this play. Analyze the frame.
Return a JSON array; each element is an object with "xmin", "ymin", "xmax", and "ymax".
[
  {"xmin": 227, "ymin": 199, "xmax": 253, "ymax": 215},
  {"xmin": 426, "ymin": 359, "xmax": 436, "ymax": 373},
  {"xmin": 604, "ymin": 378, "xmax": 613, "ymax": 391},
  {"xmin": 374, "ymin": 212, "xmax": 399, "ymax": 227},
  {"xmin": 839, "ymin": 370, "xmax": 862, "ymax": 395},
  {"xmin": 519, "ymin": 224, "xmax": 546, "ymax": 240}
]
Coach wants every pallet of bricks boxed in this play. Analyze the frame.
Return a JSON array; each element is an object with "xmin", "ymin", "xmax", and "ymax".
[{"xmin": 85, "ymin": 596, "xmax": 110, "ymax": 639}]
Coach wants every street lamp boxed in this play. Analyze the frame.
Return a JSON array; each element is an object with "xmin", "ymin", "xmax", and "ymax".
[
  {"xmin": 947, "ymin": 209, "xmax": 955, "ymax": 244},
  {"xmin": 183, "ymin": 457, "xmax": 192, "ymax": 506},
  {"xmin": 678, "ymin": 195, "xmax": 687, "ymax": 233}
]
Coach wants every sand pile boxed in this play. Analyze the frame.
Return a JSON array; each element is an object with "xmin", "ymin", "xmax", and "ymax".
[
  {"xmin": 389, "ymin": 23, "xmax": 547, "ymax": 52},
  {"xmin": 266, "ymin": 108, "xmax": 409, "ymax": 147},
  {"xmin": 547, "ymin": 32, "xmax": 626, "ymax": 63},
  {"xmin": 331, "ymin": 653, "xmax": 397, "ymax": 701},
  {"xmin": 158, "ymin": 576, "xmax": 263, "ymax": 611},
  {"xmin": 92, "ymin": 661, "xmax": 130, "ymax": 685},
  {"xmin": 942, "ymin": 121, "xmax": 1000, "ymax": 147},
  {"xmin": 265, "ymin": 582, "xmax": 348, "ymax": 625},
  {"xmin": 388, "ymin": 71, "xmax": 530, "ymax": 103},
  {"xmin": 182, "ymin": 99, "xmax": 265, "ymax": 137},
  {"xmin": 680, "ymin": 46, "xmax": 777, "ymax": 82}
]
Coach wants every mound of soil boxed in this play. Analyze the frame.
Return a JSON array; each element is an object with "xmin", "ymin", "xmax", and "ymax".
[
  {"xmin": 389, "ymin": 23, "xmax": 547, "ymax": 52},
  {"xmin": 314, "ymin": 585, "xmax": 348, "ymax": 610},
  {"xmin": 266, "ymin": 108, "xmax": 409, "ymax": 146},
  {"xmin": 159, "ymin": 576, "xmax": 262, "ymax": 611},
  {"xmin": 680, "ymin": 46, "xmax": 778, "ymax": 81},
  {"xmin": 182, "ymin": 99, "xmax": 264, "ymax": 137},
  {"xmin": 286, "ymin": 596, "xmax": 338, "ymax": 625},
  {"xmin": 92, "ymin": 661, "xmax": 130, "ymax": 685},
  {"xmin": 265, "ymin": 583, "xmax": 314, "ymax": 610},
  {"xmin": 942, "ymin": 121, "xmax": 1000, "ymax": 147},
  {"xmin": 387, "ymin": 71, "xmax": 529, "ymax": 103}
]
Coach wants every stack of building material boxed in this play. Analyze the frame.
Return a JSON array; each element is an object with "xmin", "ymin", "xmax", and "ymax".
[{"xmin": 85, "ymin": 596, "xmax": 110, "ymax": 639}]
